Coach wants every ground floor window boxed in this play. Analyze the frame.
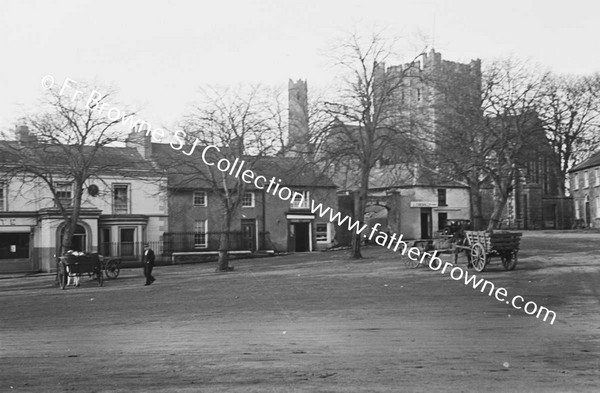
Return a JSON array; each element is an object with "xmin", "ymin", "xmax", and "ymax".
[
  {"xmin": 194, "ymin": 220, "xmax": 207, "ymax": 248},
  {"xmin": 120, "ymin": 228, "xmax": 135, "ymax": 256},
  {"xmin": 0, "ymin": 232, "xmax": 29, "ymax": 259},
  {"xmin": 316, "ymin": 222, "xmax": 329, "ymax": 243}
]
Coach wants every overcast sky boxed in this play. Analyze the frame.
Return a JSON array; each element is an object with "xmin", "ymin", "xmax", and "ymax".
[{"xmin": 1, "ymin": 0, "xmax": 599, "ymax": 135}]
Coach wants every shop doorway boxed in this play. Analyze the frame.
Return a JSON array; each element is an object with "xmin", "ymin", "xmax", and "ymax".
[
  {"xmin": 241, "ymin": 219, "xmax": 256, "ymax": 251},
  {"xmin": 288, "ymin": 222, "xmax": 310, "ymax": 252},
  {"xmin": 119, "ymin": 228, "xmax": 135, "ymax": 256},
  {"xmin": 420, "ymin": 208, "xmax": 432, "ymax": 239}
]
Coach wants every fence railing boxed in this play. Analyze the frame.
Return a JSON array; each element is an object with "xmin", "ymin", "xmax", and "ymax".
[
  {"xmin": 98, "ymin": 232, "xmax": 272, "ymax": 259},
  {"xmin": 162, "ymin": 231, "xmax": 271, "ymax": 253}
]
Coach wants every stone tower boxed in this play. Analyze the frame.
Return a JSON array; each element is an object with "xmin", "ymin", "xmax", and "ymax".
[
  {"xmin": 287, "ymin": 79, "xmax": 311, "ymax": 157},
  {"xmin": 374, "ymin": 49, "xmax": 482, "ymax": 152}
]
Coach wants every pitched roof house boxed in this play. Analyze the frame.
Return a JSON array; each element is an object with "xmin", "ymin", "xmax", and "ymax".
[
  {"xmin": 0, "ymin": 127, "xmax": 167, "ymax": 273},
  {"xmin": 148, "ymin": 136, "xmax": 338, "ymax": 256},
  {"xmin": 569, "ymin": 151, "xmax": 600, "ymax": 228}
]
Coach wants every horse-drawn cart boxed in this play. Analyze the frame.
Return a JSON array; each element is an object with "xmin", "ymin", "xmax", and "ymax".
[
  {"xmin": 453, "ymin": 230, "xmax": 522, "ymax": 272},
  {"xmin": 57, "ymin": 253, "xmax": 104, "ymax": 289}
]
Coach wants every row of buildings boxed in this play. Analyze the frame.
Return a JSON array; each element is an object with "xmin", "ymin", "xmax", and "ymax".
[
  {"xmin": 0, "ymin": 49, "xmax": 586, "ymax": 273},
  {"xmin": 0, "ymin": 125, "xmax": 338, "ymax": 273}
]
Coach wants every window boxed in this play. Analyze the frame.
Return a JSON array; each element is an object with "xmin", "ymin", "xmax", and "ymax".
[
  {"xmin": 0, "ymin": 232, "xmax": 30, "ymax": 259},
  {"xmin": 193, "ymin": 191, "xmax": 207, "ymax": 207},
  {"xmin": 0, "ymin": 182, "xmax": 5, "ymax": 211},
  {"xmin": 573, "ymin": 173, "xmax": 579, "ymax": 190},
  {"xmin": 316, "ymin": 223, "xmax": 330, "ymax": 243},
  {"xmin": 194, "ymin": 220, "xmax": 207, "ymax": 248},
  {"xmin": 119, "ymin": 228, "xmax": 134, "ymax": 256},
  {"xmin": 291, "ymin": 191, "xmax": 310, "ymax": 209},
  {"xmin": 438, "ymin": 212, "xmax": 448, "ymax": 230},
  {"xmin": 596, "ymin": 197, "xmax": 600, "ymax": 218},
  {"xmin": 55, "ymin": 182, "xmax": 72, "ymax": 208},
  {"xmin": 416, "ymin": 88, "xmax": 421, "ymax": 102},
  {"xmin": 113, "ymin": 185, "xmax": 129, "ymax": 214},
  {"xmin": 242, "ymin": 192, "xmax": 255, "ymax": 207},
  {"xmin": 437, "ymin": 189, "xmax": 447, "ymax": 206},
  {"xmin": 595, "ymin": 168, "xmax": 600, "ymax": 187},
  {"xmin": 583, "ymin": 172, "xmax": 589, "ymax": 188},
  {"xmin": 575, "ymin": 200, "xmax": 581, "ymax": 219}
]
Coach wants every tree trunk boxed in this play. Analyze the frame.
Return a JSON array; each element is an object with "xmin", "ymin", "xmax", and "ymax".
[
  {"xmin": 216, "ymin": 208, "xmax": 233, "ymax": 272},
  {"xmin": 486, "ymin": 189, "xmax": 509, "ymax": 231},
  {"xmin": 59, "ymin": 182, "xmax": 84, "ymax": 255},
  {"xmin": 351, "ymin": 164, "xmax": 370, "ymax": 259},
  {"xmin": 469, "ymin": 185, "xmax": 484, "ymax": 230},
  {"xmin": 216, "ymin": 232, "xmax": 230, "ymax": 271}
]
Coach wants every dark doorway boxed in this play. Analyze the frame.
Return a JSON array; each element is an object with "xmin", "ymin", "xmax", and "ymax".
[
  {"xmin": 120, "ymin": 228, "xmax": 135, "ymax": 256},
  {"xmin": 288, "ymin": 222, "xmax": 310, "ymax": 252},
  {"xmin": 61, "ymin": 224, "xmax": 86, "ymax": 252},
  {"xmin": 420, "ymin": 209, "xmax": 431, "ymax": 239},
  {"xmin": 241, "ymin": 219, "xmax": 256, "ymax": 251},
  {"xmin": 543, "ymin": 204, "xmax": 557, "ymax": 229},
  {"xmin": 100, "ymin": 228, "xmax": 111, "ymax": 256},
  {"xmin": 438, "ymin": 212, "xmax": 448, "ymax": 231}
]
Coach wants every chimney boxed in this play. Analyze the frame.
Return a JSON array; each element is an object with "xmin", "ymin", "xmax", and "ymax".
[{"xmin": 126, "ymin": 124, "xmax": 152, "ymax": 159}]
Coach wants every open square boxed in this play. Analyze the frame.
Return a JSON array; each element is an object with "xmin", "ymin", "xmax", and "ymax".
[{"xmin": 1, "ymin": 231, "xmax": 599, "ymax": 392}]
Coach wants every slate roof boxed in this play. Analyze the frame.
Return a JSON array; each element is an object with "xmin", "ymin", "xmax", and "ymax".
[
  {"xmin": 570, "ymin": 151, "xmax": 600, "ymax": 173},
  {"xmin": 0, "ymin": 141, "xmax": 157, "ymax": 173},
  {"xmin": 150, "ymin": 143, "xmax": 336, "ymax": 190},
  {"xmin": 368, "ymin": 164, "xmax": 468, "ymax": 190}
]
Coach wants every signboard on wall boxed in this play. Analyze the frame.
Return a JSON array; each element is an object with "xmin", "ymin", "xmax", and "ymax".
[{"xmin": 410, "ymin": 201, "xmax": 438, "ymax": 208}]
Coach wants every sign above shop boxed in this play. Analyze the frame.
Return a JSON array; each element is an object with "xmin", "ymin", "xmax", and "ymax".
[{"xmin": 410, "ymin": 201, "xmax": 438, "ymax": 208}]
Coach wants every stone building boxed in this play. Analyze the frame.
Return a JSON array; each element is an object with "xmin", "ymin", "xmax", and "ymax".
[
  {"xmin": 374, "ymin": 48, "xmax": 482, "ymax": 153},
  {"xmin": 325, "ymin": 50, "xmax": 479, "ymax": 241},
  {"xmin": 482, "ymin": 113, "xmax": 571, "ymax": 230},
  {"xmin": 569, "ymin": 151, "xmax": 600, "ymax": 228}
]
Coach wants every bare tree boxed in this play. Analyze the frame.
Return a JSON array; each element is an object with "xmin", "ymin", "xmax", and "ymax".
[
  {"xmin": 173, "ymin": 85, "xmax": 285, "ymax": 271},
  {"xmin": 481, "ymin": 59, "xmax": 550, "ymax": 230},
  {"xmin": 539, "ymin": 73, "xmax": 600, "ymax": 195},
  {"xmin": 320, "ymin": 32, "xmax": 423, "ymax": 258},
  {"xmin": 0, "ymin": 84, "xmax": 132, "ymax": 256}
]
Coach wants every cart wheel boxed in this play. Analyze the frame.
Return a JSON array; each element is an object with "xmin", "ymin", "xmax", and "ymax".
[
  {"xmin": 501, "ymin": 252, "xmax": 518, "ymax": 271},
  {"xmin": 105, "ymin": 260, "xmax": 120, "ymax": 279},
  {"xmin": 405, "ymin": 257, "xmax": 420, "ymax": 269},
  {"xmin": 471, "ymin": 243, "xmax": 486, "ymax": 272},
  {"xmin": 58, "ymin": 262, "xmax": 67, "ymax": 290}
]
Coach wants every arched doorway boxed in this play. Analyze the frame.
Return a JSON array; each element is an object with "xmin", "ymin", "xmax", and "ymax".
[{"xmin": 60, "ymin": 224, "xmax": 87, "ymax": 253}]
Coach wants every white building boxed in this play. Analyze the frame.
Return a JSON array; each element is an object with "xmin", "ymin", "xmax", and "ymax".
[{"xmin": 0, "ymin": 130, "xmax": 167, "ymax": 273}]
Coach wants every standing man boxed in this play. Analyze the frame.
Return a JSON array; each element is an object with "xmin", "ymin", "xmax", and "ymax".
[{"xmin": 143, "ymin": 243, "xmax": 156, "ymax": 286}]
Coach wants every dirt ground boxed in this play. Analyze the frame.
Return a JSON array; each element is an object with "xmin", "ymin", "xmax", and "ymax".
[{"xmin": 1, "ymin": 231, "xmax": 599, "ymax": 392}]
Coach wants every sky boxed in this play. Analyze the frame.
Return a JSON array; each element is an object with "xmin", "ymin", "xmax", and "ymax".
[{"xmin": 1, "ymin": 0, "xmax": 599, "ymax": 137}]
